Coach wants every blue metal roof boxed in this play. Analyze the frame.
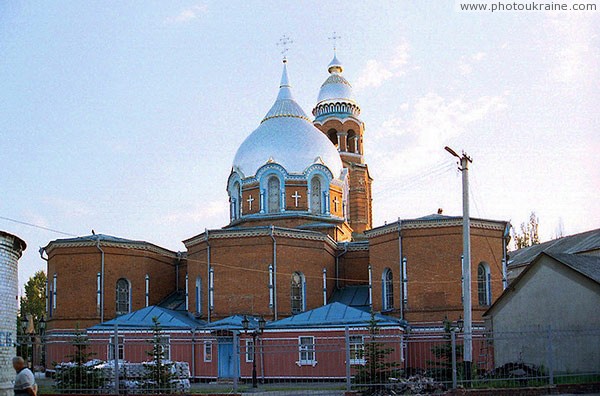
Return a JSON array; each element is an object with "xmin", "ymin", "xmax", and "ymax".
[
  {"xmin": 204, "ymin": 315, "xmax": 262, "ymax": 331},
  {"xmin": 266, "ymin": 302, "xmax": 407, "ymax": 329},
  {"xmin": 88, "ymin": 306, "xmax": 203, "ymax": 331},
  {"xmin": 330, "ymin": 286, "xmax": 370, "ymax": 310}
]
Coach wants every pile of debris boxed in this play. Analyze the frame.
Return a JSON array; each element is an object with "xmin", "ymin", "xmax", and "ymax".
[{"xmin": 363, "ymin": 375, "xmax": 447, "ymax": 395}]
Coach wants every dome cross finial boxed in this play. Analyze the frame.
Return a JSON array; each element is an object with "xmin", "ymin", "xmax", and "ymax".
[
  {"xmin": 328, "ymin": 31, "xmax": 342, "ymax": 53},
  {"xmin": 277, "ymin": 34, "xmax": 294, "ymax": 61}
]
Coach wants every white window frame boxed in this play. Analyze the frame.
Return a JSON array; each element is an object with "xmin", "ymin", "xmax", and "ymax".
[
  {"xmin": 291, "ymin": 271, "xmax": 306, "ymax": 314},
  {"xmin": 477, "ymin": 263, "xmax": 492, "ymax": 306},
  {"xmin": 115, "ymin": 278, "xmax": 131, "ymax": 316},
  {"xmin": 382, "ymin": 268, "xmax": 394, "ymax": 311},
  {"xmin": 195, "ymin": 276, "xmax": 202, "ymax": 316},
  {"xmin": 297, "ymin": 336, "xmax": 316, "ymax": 366},
  {"xmin": 349, "ymin": 335, "xmax": 365, "ymax": 365},
  {"xmin": 108, "ymin": 335, "xmax": 125, "ymax": 361},
  {"xmin": 204, "ymin": 341, "xmax": 213, "ymax": 362},
  {"xmin": 158, "ymin": 335, "xmax": 171, "ymax": 360},
  {"xmin": 245, "ymin": 339, "xmax": 254, "ymax": 363}
]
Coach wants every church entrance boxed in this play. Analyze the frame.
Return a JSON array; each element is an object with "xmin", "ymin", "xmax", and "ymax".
[{"xmin": 217, "ymin": 337, "xmax": 235, "ymax": 378}]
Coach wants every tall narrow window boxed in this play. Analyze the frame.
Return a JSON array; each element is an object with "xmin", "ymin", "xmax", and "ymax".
[
  {"xmin": 52, "ymin": 273, "xmax": 57, "ymax": 311},
  {"xmin": 382, "ymin": 268, "xmax": 394, "ymax": 311},
  {"xmin": 310, "ymin": 176, "xmax": 322, "ymax": 214},
  {"xmin": 478, "ymin": 263, "xmax": 491, "ymax": 306},
  {"xmin": 291, "ymin": 271, "xmax": 305, "ymax": 314},
  {"xmin": 204, "ymin": 341, "xmax": 213, "ymax": 362},
  {"xmin": 233, "ymin": 181, "xmax": 241, "ymax": 219},
  {"xmin": 144, "ymin": 274, "xmax": 149, "ymax": 307},
  {"xmin": 267, "ymin": 176, "xmax": 281, "ymax": 213},
  {"xmin": 195, "ymin": 276, "xmax": 202, "ymax": 316},
  {"xmin": 116, "ymin": 278, "xmax": 130, "ymax": 316}
]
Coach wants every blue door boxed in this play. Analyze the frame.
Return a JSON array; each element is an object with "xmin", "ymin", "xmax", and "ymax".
[{"xmin": 218, "ymin": 338, "xmax": 234, "ymax": 378}]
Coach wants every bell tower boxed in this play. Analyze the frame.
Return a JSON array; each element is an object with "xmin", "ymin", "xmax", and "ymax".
[{"xmin": 312, "ymin": 54, "xmax": 373, "ymax": 234}]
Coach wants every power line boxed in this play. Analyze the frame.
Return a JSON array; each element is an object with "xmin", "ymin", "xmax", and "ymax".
[{"xmin": 0, "ymin": 215, "xmax": 78, "ymax": 237}]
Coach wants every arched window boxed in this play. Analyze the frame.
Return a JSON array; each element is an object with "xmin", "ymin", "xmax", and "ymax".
[
  {"xmin": 235, "ymin": 182, "xmax": 241, "ymax": 218},
  {"xmin": 478, "ymin": 263, "xmax": 491, "ymax": 306},
  {"xmin": 291, "ymin": 272, "xmax": 305, "ymax": 314},
  {"xmin": 327, "ymin": 129, "xmax": 338, "ymax": 147},
  {"xmin": 267, "ymin": 176, "xmax": 281, "ymax": 214},
  {"xmin": 310, "ymin": 176, "xmax": 322, "ymax": 214},
  {"xmin": 195, "ymin": 276, "xmax": 202, "ymax": 316},
  {"xmin": 382, "ymin": 268, "xmax": 394, "ymax": 311},
  {"xmin": 116, "ymin": 278, "xmax": 130, "ymax": 316},
  {"xmin": 230, "ymin": 181, "xmax": 241, "ymax": 220}
]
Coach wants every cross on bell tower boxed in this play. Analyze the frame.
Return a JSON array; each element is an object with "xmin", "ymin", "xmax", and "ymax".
[{"xmin": 311, "ymin": 33, "xmax": 373, "ymax": 234}]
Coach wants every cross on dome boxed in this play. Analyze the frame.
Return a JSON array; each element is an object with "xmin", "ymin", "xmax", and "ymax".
[
  {"xmin": 277, "ymin": 34, "xmax": 294, "ymax": 61},
  {"xmin": 328, "ymin": 31, "xmax": 341, "ymax": 52}
]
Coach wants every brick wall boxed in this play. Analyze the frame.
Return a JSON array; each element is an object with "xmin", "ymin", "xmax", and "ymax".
[
  {"xmin": 0, "ymin": 231, "xmax": 26, "ymax": 396},
  {"xmin": 369, "ymin": 224, "xmax": 506, "ymax": 324},
  {"xmin": 187, "ymin": 234, "xmax": 336, "ymax": 321},
  {"xmin": 46, "ymin": 244, "xmax": 177, "ymax": 331}
]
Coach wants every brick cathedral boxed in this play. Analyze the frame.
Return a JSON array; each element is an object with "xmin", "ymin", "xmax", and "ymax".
[{"xmin": 43, "ymin": 55, "xmax": 510, "ymax": 333}]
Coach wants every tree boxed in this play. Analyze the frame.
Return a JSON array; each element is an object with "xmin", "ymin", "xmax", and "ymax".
[
  {"xmin": 53, "ymin": 326, "xmax": 105, "ymax": 393},
  {"xmin": 19, "ymin": 271, "xmax": 47, "ymax": 331},
  {"xmin": 426, "ymin": 317, "xmax": 463, "ymax": 382},
  {"xmin": 143, "ymin": 317, "xmax": 176, "ymax": 394},
  {"xmin": 353, "ymin": 312, "xmax": 402, "ymax": 392},
  {"xmin": 512, "ymin": 212, "xmax": 540, "ymax": 250}
]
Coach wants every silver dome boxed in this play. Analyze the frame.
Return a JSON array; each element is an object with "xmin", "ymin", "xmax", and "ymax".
[
  {"xmin": 316, "ymin": 54, "xmax": 355, "ymax": 105},
  {"xmin": 232, "ymin": 61, "xmax": 343, "ymax": 179}
]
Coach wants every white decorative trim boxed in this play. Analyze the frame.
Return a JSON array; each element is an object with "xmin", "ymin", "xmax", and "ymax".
[
  {"xmin": 365, "ymin": 218, "xmax": 507, "ymax": 238},
  {"xmin": 184, "ymin": 226, "xmax": 339, "ymax": 249},
  {"xmin": 45, "ymin": 239, "xmax": 178, "ymax": 257}
]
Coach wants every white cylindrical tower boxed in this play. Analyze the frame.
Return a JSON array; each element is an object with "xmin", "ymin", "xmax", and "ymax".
[{"xmin": 0, "ymin": 231, "xmax": 26, "ymax": 396}]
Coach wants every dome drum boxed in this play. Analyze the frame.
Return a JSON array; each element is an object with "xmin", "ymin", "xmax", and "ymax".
[
  {"xmin": 313, "ymin": 101, "xmax": 361, "ymax": 120},
  {"xmin": 228, "ymin": 162, "xmax": 348, "ymax": 224}
]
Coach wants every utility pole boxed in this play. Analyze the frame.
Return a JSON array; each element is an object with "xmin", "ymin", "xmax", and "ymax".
[{"xmin": 445, "ymin": 146, "xmax": 473, "ymax": 382}]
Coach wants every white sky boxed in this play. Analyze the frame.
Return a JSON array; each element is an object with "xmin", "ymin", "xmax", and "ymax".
[{"xmin": 1, "ymin": 1, "xmax": 599, "ymax": 291}]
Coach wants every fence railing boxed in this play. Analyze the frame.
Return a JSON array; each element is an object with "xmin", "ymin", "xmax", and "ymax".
[{"xmin": 18, "ymin": 327, "xmax": 600, "ymax": 394}]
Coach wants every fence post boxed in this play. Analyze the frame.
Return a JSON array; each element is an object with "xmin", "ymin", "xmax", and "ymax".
[
  {"xmin": 546, "ymin": 327, "xmax": 554, "ymax": 385},
  {"xmin": 451, "ymin": 330, "xmax": 457, "ymax": 389},
  {"xmin": 345, "ymin": 326, "xmax": 351, "ymax": 392},
  {"xmin": 113, "ymin": 324, "xmax": 119, "ymax": 395},
  {"xmin": 233, "ymin": 332, "xmax": 239, "ymax": 392}
]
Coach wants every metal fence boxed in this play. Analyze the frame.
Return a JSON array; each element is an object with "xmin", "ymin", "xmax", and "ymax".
[{"xmin": 18, "ymin": 327, "xmax": 600, "ymax": 394}]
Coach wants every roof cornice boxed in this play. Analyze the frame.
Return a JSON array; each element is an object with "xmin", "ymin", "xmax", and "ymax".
[
  {"xmin": 45, "ymin": 238, "xmax": 178, "ymax": 258},
  {"xmin": 184, "ymin": 226, "xmax": 339, "ymax": 249},
  {"xmin": 366, "ymin": 217, "xmax": 508, "ymax": 238}
]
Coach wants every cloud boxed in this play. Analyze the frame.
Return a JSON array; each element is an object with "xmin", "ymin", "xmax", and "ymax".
[
  {"xmin": 458, "ymin": 51, "xmax": 487, "ymax": 75},
  {"xmin": 164, "ymin": 4, "xmax": 207, "ymax": 24},
  {"xmin": 543, "ymin": 13, "xmax": 597, "ymax": 87},
  {"xmin": 42, "ymin": 197, "xmax": 93, "ymax": 218},
  {"xmin": 162, "ymin": 200, "xmax": 227, "ymax": 224},
  {"xmin": 369, "ymin": 93, "xmax": 508, "ymax": 180},
  {"xmin": 354, "ymin": 40, "xmax": 410, "ymax": 91}
]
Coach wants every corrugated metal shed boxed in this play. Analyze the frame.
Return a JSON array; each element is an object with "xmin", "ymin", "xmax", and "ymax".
[{"xmin": 508, "ymin": 228, "xmax": 600, "ymax": 267}]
